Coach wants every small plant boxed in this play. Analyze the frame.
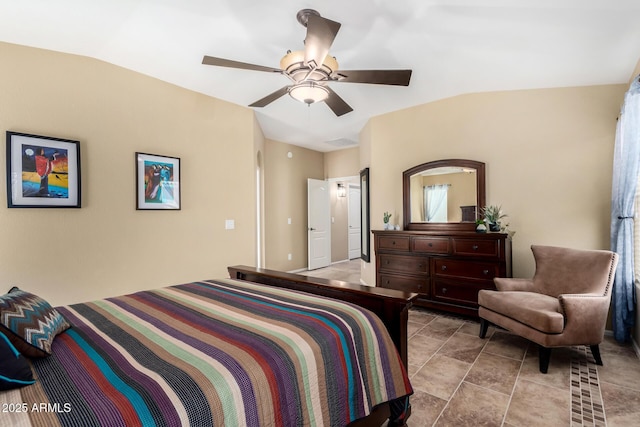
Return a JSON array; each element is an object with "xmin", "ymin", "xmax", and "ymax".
[
  {"xmin": 383, "ymin": 211, "xmax": 392, "ymax": 223},
  {"xmin": 482, "ymin": 205, "xmax": 508, "ymax": 232},
  {"xmin": 481, "ymin": 205, "xmax": 507, "ymax": 224}
]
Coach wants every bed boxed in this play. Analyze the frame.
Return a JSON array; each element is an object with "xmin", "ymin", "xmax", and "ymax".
[{"xmin": 0, "ymin": 266, "xmax": 417, "ymax": 427}]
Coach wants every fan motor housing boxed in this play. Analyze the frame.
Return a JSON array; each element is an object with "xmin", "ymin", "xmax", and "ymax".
[{"xmin": 280, "ymin": 50, "xmax": 338, "ymax": 82}]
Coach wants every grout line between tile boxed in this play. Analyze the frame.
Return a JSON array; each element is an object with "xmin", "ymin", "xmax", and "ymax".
[{"xmin": 500, "ymin": 341, "xmax": 529, "ymax": 427}]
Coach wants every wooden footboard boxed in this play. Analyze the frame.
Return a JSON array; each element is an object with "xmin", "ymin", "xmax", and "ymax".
[{"xmin": 227, "ymin": 265, "xmax": 418, "ymax": 368}]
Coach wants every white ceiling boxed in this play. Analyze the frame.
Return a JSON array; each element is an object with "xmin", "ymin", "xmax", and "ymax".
[{"xmin": 1, "ymin": 0, "xmax": 639, "ymax": 152}]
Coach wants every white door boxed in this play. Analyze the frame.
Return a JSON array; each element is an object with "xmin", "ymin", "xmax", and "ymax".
[
  {"xmin": 308, "ymin": 178, "xmax": 331, "ymax": 270},
  {"xmin": 348, "ymin": 184, "xmax": 361, "ymax": 259}
]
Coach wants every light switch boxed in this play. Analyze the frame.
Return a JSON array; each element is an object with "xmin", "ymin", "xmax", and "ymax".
[
  {"xmin": 287, "ymin": 218, "xmax": 292, "ymax": 225},
  {"xmin": 225, "ymin": 219, "xmax": 235, "ymax": 230}
]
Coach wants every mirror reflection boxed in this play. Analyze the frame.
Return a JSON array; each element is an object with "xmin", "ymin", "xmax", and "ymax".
[{"xmin": 409, "ymin": 167, "xmax": 477, "ymax": 223}]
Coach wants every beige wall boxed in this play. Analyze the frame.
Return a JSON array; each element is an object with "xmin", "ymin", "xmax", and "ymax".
[
  {"xmin": 325, "ymin": 147, "xmax": 360, "ymax": 262},
  {"xmin": 264, "ymin": 139, "xmax": 324, "ymax": 271},
  {"xmin": 324, "ymin": 147, "xmax": 359, "ymax": 178},
  {"xmin": 0, "ymin": 42, "xmax": 258, "ymax": 306},
  {"xmin": 361, "ymin": 85, "xmax": 626, "ymax": 287},
  {"xmin": 631, "ymin": 58, "xmax": 640, "ymax": 81},
  {"xmin": 254, "ymin": 115, "xmax": 266, "ymax": 268}
]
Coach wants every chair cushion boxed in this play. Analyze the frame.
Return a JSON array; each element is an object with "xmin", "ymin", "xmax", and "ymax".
[
  {"xmin": 478, "ymin": 290, "xmax": 565, "ymax": 334},
  {"xmin": 0, "ymin": 287, "xmax": 70, "ymax": 358}
]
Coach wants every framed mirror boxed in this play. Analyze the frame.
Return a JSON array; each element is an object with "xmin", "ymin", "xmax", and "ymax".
[
  {"xmin": 403, "ymin": 159, "xmax": 485, "ymax": 231},
  {"xmin": 360, "ymin": 167, "xmax": 370, "ymax": 262}
]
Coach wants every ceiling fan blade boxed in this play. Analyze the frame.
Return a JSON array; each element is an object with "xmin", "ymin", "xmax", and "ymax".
[
  {"xmin": 202, "ymin": 56, "xmax": 282, "ymax": 73},
  {"xmin": 333, "ymin": 69, "xmax": 412, "ymax": 86},
  {"xmin": 324, "ymin": 86, "xmax": 353, "ymax": 117},
  {"xmin": 304, "ymin": 14, "xmax": 341, "ymax": 69},
  {"xmin": 248, "ymin": 86, "xmax": 291, "ymax": 108}
]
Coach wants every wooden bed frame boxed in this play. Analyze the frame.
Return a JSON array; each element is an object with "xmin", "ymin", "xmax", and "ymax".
[{"xmin": 228, "ymin": 265, "xmax": 418, "ymax": 427}]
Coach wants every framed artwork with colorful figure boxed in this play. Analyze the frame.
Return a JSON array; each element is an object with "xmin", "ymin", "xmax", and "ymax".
[
  {"xmin": 135, "ymin": 152, "xmax": 181, "ymax": 210},
  {"xmin": 6, "ymin": 131, "xmax": 81, "ymax": 208}
]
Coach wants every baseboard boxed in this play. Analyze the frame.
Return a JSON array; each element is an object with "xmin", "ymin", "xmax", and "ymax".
[
  {"xmin": 360, "ymin": 278, "xmax": 372, "ymax": 287},
  {"xmin": 604, "ymin": 329, "xmax": 640, "ymax": 359}
]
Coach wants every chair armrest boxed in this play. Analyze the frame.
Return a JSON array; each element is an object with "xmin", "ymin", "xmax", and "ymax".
[
  {"xmin": 493, "ymin": 278, "xmax": 535, "ymax": 292},
  {"xmin": 558, "ymin": 294, "xmax": 611, "ymax": 344}
]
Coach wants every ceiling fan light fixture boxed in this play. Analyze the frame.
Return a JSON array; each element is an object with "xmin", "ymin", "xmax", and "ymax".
[
  {"xmin": 288, "ymin": 82, "xmax": 329, "ymax": 105},
  {"xmin": 280, "ymin": 50, "xmax": 338, "ymax": 82}
]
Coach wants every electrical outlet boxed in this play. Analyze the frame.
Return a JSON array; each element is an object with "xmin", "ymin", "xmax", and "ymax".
[
  {"xmin": 287, "ymin": 253, "xmax": 292, "ymax": 261},
  {"xmin": 287, "ymin": 218, "xmax": 292, "ymax": 225}
]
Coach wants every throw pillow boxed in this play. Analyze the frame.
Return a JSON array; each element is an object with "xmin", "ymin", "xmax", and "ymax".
[
  {"xmin": 0, "ymin": 331, "xmax": 35, "ymax": 390},
  {"xmin": 0, "ymin": 287, "xmax": 70, "ymax": 358}
]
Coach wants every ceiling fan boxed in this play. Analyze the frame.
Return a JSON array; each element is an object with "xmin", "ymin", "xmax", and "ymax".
[{"xmin": 202, "ymin": 9, "xmax": 412, "ymax": 117}]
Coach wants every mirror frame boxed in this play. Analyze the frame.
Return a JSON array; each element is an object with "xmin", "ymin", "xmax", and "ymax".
[
  {"xmin": 360, "ymin": 168, "xmax": 370, "ymax": 262},
  {"xmin": 402, "ymin": 159, "xmax": 485, "ymax": 231}
]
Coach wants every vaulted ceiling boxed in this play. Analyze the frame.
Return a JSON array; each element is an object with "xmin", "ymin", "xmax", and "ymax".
[{"xmin": 1, "ymin": 0, "xmax": 639, "ymax": 151}]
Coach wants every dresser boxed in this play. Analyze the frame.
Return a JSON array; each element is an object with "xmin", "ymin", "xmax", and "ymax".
[{"xmin": 373, "ymin": 230, "xmax": 512, "ymax": 317}]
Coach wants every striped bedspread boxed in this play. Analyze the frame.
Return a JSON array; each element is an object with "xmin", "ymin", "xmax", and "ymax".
[{"xmin": 6, "ymin": 278, "xmax": 412, "ymax": 426}]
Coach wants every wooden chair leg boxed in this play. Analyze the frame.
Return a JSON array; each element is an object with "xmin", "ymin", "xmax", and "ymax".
[
  {"xmin": 538, "ymin": 345, "xmax": 551, "ymax": 373},
  {"xmin": 479, "ymin": 318, "xmax": 490, "ymax": 338},
  {"xmin": 590, "ymin": 345, "xmax": 603, "ymax": 365}
]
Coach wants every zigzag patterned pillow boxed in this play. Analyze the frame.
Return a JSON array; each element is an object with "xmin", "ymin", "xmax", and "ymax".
[{"xmin": 0, "ymin": 287, "xmax": 70, "ymax": 358}]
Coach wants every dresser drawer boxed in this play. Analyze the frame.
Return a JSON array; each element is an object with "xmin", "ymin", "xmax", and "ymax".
[
  {"xmin": 432, "ymin": 279, "xmax": 494, "ymax": 307},
  {"xmin": 433, "ymin": 259, "xmax": 499, "ymax": 280},
  {"xmin": 412, "ymin": 237, "xmax": 450, "ymax": 254},
  {"xmin": 452, "ymin": 238, "xmax": 499, "ymax": 257},
  {"xmin": 379, "ymin": 274, "xmax": 428, "ymax": 294},
  {"xmin": 379, "ymin": 254, "xmax": 428, "ymax": 274},
  {"xmin": 378, "ymin": 235, "xmax": 410, "ymax": 251}
]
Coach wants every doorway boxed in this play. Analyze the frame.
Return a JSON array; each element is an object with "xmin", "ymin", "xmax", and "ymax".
[
  {"xmin": 307, "ymin": 178, "xmax": 331, "ymax": 270},
  {"xmin": 348, "ymin": 184, "xmax": 361, "ymax": 259}
]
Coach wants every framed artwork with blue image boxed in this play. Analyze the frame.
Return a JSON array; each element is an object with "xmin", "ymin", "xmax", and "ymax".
[
  {"xmin": 6, "ymin": 131, "xmax": 81, "ymax": 208},
  {"xmin": 135, "ymin": 152, "xmax": 181, "ymax": 210}
]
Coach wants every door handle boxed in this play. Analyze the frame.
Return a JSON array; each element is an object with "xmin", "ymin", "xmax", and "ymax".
[{"xmin": 309, "ymin": 227, "xmax": 316, "ymax": 231}]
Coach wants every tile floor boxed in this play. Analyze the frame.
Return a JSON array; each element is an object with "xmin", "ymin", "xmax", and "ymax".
[{"xmin": 305, "ymin": 260, "xmax": 640, "ymax": 427}]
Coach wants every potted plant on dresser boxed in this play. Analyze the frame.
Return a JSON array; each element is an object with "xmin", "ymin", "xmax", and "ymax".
[{"xmin": 482, "ymin": 205, "xmax": 507, "ymax": 232}]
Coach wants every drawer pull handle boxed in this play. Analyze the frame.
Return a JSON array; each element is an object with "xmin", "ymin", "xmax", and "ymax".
[
  {"xmin": 483, "ymin": 269, "xmax": 490, "ymax": 275},
  {"xmin": 442, "ymin": 287, "xmax": 447, "ymax": 294},
  {"xmin": 418, "ymin": 264, "xmax": 423, "ymax": 268},
  {"xmin": 428, "ymin": 243, "xmax": 433, "ymax": 247},
  {"xmin": 392, "ymin": 241, "xmax": 396, "ymax": 245},
  {"xmin": 441, "ymin": 265, "xmax": 447, "ymax": 271},
  {"xmin": 473, "ymin": 245, "xmax": 479, "ymax": 250},
  {"xmin": 386, "ymin": 260, "xmax": 390, "ymax": 264},
  {"xmin": 385, "ymin": 280, "xmax": 390, "ymax": 284}
]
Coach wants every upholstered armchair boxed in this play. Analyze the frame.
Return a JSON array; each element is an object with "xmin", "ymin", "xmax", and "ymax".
[{"xmin": 478, "ymin": 245, "xmax": 618, "ymax": 373}]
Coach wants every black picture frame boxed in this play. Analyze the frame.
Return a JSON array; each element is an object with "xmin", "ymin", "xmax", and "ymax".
[
  {"xmin": 360, "ymin": 167, "xmax": 370, "ymax": 262},
  {"xmin": 6, "ymin": 131, "xmax": 81, "ymax": 208},
  {"xmin": 135, "ymin": 152, "xmax": 181, "ymax": 210}
]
